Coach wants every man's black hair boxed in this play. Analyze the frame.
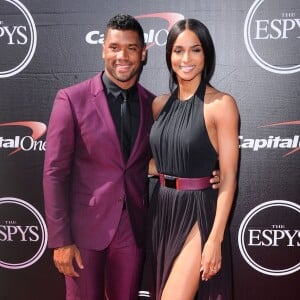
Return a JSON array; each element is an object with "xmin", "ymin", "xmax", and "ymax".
[{"xmin": 104, "ymin": 14, "xmax": 145, "ymax": 46}]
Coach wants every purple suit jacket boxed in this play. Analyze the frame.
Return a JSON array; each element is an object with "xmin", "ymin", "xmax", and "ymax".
[{"xmin": 43, "ymin": 72, "xmax": 155, "ymax": 250}]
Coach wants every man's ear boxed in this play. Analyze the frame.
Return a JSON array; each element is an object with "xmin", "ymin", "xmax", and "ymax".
[
  {"xmin": 102, "ymin": 44, "xmax": 105, "ymax": 59},
  {"xmin": 141, "ymin": 47, "xmax": 147, "ymax": 63}
]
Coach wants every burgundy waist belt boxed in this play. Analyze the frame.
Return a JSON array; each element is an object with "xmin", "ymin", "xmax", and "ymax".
[{"xmin": 159, "ymin": 174, "xmax": 211, "ymax": 191}]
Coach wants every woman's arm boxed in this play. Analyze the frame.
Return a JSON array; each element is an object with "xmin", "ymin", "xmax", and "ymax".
[
  {"xmin": 201, "ymin": 92, "xmax": 239, "ymax": 280},
  {"xmin": 148, "ymin": 158, "xmax": 159, "ymax": 176},
  {"xmin": 209, "ymin": 93, "xmax": 239, "ymax": 242}
]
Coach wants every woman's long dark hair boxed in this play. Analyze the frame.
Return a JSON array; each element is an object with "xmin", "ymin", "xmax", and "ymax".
[{"xmin": 166, "ymin": 19, "xmax": 216, "ymax": 92}]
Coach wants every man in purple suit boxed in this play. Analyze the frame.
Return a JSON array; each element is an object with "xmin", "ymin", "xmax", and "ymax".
[{"xmin": 43, "ymin": 14, "xmax": 155, "ymax": 300}]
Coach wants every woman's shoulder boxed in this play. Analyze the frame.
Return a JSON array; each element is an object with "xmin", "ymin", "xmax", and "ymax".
[
  {"xmin": 205, "ymin": 86, "xmax": 236, "ymax": 106},
  {"xmin": 153, "ymin": 93, "xmax": 170, "ymax": 103},
  {"xmin": 152, "ymin": 93, "xmax": 171, "ymax": 120},
  {"xmin": 205, "ymin": 86, "xmax": 239, "ymax": 120}
]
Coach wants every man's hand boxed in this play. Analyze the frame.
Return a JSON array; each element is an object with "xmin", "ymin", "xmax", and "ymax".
[
  {"xmin": 53, "ymin": 244, "xmax": 84, "ymax": 277},
  {"xmin": 210, "ymin": 170, "xmax": 220, "ymax": 189}
]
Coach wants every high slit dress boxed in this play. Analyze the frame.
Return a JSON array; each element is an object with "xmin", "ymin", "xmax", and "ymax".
[{"xmin": 139, "ymin": 80, "xmax": 233, "ymax": 300}]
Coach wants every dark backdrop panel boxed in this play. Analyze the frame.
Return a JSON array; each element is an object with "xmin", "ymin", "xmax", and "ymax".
[{"xmin": 0, "ymin": 0, "xmax": 299, "ymax": 299}]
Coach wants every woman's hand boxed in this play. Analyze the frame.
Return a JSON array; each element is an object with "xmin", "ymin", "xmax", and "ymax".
[{"xmin": 200, "ymin": 239, "xmax": 222, "ymax": 281}]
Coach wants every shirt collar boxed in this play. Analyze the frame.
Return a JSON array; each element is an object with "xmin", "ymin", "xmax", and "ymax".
[{"xmin": 102, "ymin": 72, "xmax": 137, "ymax": 100}]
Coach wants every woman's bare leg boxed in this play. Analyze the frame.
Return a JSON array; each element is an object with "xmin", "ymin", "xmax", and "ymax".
[{"xmin": 161, "ymin": 223, "xmax": 202, "ymax": 300}]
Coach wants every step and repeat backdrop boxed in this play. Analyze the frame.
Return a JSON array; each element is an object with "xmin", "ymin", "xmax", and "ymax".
[{"xmin": 0, "ymin": 0, "xmax": 299, "ymax": 299}]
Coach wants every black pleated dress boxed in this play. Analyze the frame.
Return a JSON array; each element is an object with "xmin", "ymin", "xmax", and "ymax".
[{"xmin": 139, "ymin": 80, "xmax": 233, "ymax": 300}]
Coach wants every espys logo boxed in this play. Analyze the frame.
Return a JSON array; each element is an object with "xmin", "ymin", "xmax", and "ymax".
[
  {"xmin": 0, "ymin": 121, "xmax": 47, "ymax": 156},
  {"xmin": 239, "ymin": 120, "xmax": 300, "ymax": 157},
  {"xmin": 238, "ymin": 200, "xmax": 300, "ymax": 276},
  {"xmin": 244, "ymin": 0, "xmax": 300, "ymax": 74},
  {"xmin": 0, "ymin": 0, "xmax": 37, "ymax": 78},
  {"xmin": 86, "ymin": 12, "xmax": 184, "ymax": 48},
  {"xmin": 0, "ymin": 197, "xmax": 48, "ymax": 269}
]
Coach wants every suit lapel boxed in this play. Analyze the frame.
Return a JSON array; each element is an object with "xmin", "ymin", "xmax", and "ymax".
[
  {"xmin": 90, "ymin": 72, "xmax": 123, "ymax": 159},
  {"xmin": 127, "ymin": 84, "xmax": 151, "ymax": 166},
  {"xmin": 89, "ymin": 73, "xmax": 152, "ymax": 167}
]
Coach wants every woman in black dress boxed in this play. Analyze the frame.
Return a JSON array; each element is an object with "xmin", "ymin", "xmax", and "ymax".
[{"xmin": 140, "ymin": 19, "xmax": 239, "ymax": 299}]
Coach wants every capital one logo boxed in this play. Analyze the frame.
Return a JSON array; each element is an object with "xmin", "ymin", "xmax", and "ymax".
[
  {"xmin": 244, "ymin": 0, "xmax": 300, "ymax": 74},
  {"xmin": 238, "ymin": 200, "xmax": 300, "ymax": 276},
  {"xmin": 0, "ymin": 121, "xmax": 47, "ymax": 156},
  {"xmin": 0, "ymin": 0, "xmax": 37, "ymax": 78},
  {"xmin": 239, "ymin": 120, "xmax": 300, "ymax": 157},
  {"xmin": 86, "ymin": 12, "xmax": 184, "ymax": 48},
  {"xmin": 0, "ymin": 197, "xmax": 48, "ymax": 269}
]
